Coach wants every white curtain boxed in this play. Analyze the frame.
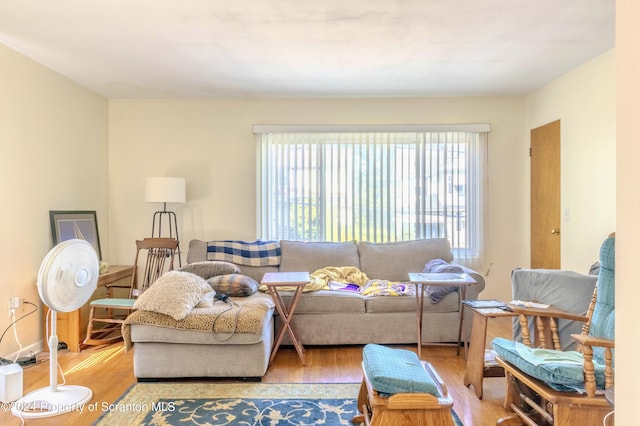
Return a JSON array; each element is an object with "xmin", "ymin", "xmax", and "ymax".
[{"xmin": 256, "ymin": 126, "xmax": 488, "ymax": 268}]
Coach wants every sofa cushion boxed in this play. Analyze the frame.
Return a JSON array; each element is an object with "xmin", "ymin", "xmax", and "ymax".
[
  {"xmin": 130, "ymin": 292, "xmax": 275, "ymax": 346},
  {"xmin": 359, "ymin": 239, "xmax": 454, "ymax": 282},
  {"xmin": 133, "ymin": 271, "xmax": 212, "ymax": 321},
  {"xmin": 279, "ymin": 240, "xmax": 360, "ymax": 272},
  {"xmin": 208, "ymin": 274, "xmax": 259, "ymax": 297},
  {"xmin": 275, "ymin": 289, "xmax": 366, "ymax": 314},
  {"xmin": 364, "ymin": 290, "xmax": 459, "ymax": 314},
  {"xmin": 130, "ymin": 323, "xmax": 267, "ymax": 345}
]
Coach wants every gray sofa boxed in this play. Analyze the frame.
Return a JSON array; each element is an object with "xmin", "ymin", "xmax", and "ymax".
[{"xmin": 127, "ymin": 238, "xmax": 485, "ymax": 379}]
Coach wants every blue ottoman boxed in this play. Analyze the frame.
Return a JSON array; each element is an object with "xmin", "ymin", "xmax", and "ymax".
[{"xmin": 353, "ymin": 344, "xmax": 455, "ymax": 426}]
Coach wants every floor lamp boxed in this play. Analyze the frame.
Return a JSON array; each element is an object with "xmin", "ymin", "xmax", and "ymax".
[{"xmin": 145, "ymin": 177, "xmax": 185, "ymax": 266}]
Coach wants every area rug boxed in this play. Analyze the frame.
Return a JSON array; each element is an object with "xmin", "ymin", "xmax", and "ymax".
[{"xmin": 94, "ymin": 382, "xmax": 463, "ymax": 426}]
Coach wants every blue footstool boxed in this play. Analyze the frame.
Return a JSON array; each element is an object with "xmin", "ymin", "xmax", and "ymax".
[{"xmin": 353, "ymin": 344, "xmax": 455, "ymax": 426}]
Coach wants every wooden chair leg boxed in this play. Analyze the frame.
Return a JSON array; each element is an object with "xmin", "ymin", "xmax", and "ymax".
[
  {"xmin": 351, "ymin": 414, "xmax": 364, "ymax": 424},
  {"xmin": 502, "ymin": 371, "xmax": 519, "ymax": 411},
  {"xmin": 84, "ymin": 306, "xmax": 97, "ymax": 343},
  {"xmin": 496, "ymin": 414, "xmax": 525, "ymax": 425},
  {"xmin": 83, "ymin": 306, "xmax": 127, "ymax": 346},
  {"xmin": 351, "ymin": 379, "xmax": 367, "ymax": 424}
]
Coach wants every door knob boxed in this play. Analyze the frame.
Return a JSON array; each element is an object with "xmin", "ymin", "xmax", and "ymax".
[{"xmin": 551, "ymin": 228, "xmax": 560, "ymax": 235}]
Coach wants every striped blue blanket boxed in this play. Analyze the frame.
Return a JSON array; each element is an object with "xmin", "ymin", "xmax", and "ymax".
[{"xmin": 206, "ymin": 240, "xmax": 281, "ymax": 267}]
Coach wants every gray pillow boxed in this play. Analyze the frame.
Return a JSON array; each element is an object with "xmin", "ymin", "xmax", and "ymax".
[
  {"xmin": 180, "ymin": 261, "xmax": 241, "ymax": 279},
  {"xmin": 207, "ymin": 274, "xmax": 259, "ymax": 297},
  {"xmin": 422, "ymin": 259, "xmax": 463, "ymax": 303}
]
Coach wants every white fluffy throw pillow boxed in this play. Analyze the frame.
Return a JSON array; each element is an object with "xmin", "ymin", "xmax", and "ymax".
[{"xmin": 133, "ymin": 271, "xmax": 212, "ymax": 320}]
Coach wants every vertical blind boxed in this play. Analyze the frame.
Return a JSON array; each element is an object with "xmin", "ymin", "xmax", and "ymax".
[{"xmin": 256, "ymin": 126, "xmax": 488, "ymax": 266}]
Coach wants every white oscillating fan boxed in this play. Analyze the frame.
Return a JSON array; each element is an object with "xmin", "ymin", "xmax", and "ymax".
[{"xmin": 12, "ymin": 239, "xmax": 98, "ymax": 418}]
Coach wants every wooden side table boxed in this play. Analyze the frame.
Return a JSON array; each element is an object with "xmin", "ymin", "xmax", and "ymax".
[
  {"xmin": 462, "ymin": 302, "xmax": 517, "ymax": 399},
  {"xmin": 261, "ymin": 271, "xmax": 310, "ymax": 366},
  {"xmin": 42, "ymin": 265, "xmax": 134, "ymax": 352},
  {"xmin": 408, "ymin": 272, "xmax": 477, "ymax": 358}
]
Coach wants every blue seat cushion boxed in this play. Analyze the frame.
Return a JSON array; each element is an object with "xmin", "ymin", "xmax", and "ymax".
[
  {"xmin": 492, "ymin": 337, "xmax": 606, "ymax": 392},
  {"xmin": 90, "ymin": 298, "xmax": 135, "ymax": 308},
  {"xmin": 362, "ymin": 343, "xmax": 439, "ymax": 396}
]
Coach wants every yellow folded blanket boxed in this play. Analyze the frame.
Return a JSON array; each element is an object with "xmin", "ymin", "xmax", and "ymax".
[
  {"xmin": 311, "ymin": 266, "xmax": 369, "ymax": 289},
  {"xmin": 259, "ymin": 266, "xmax": 369, "ymax": 292}
]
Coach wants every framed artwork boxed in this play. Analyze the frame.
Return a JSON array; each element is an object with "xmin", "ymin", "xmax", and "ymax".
[{"xmin": 49, "ymin": 210, "xmax": 102, "ymax": 260}]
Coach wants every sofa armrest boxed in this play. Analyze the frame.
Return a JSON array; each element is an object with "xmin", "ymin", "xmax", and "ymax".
[
  {"xmin": 435, "ymin": 262, "xmax": 485, "ymax": 300},
  {"xmin": 463, "ymin": 270, "xmax": 485, "ymax": 301},
  {"xmin": 511, "ymin": 269, "xmax": 597, "ymax": 351},
  {"xmin": 187, "ymin": 239, "xmax": 208, "ymax": 263}
]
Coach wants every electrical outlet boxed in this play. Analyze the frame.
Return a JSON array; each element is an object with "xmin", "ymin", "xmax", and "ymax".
[{"xmin": 9, "ymin": 297, "xmax": 21, "ymax": 310}]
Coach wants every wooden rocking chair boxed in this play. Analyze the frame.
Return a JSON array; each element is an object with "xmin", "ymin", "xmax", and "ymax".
[
  {"xmin": 491, "ymin": 234, "xmax": 615, "ymax": 426},
  {"xmin": 83, "ymin": 237, "xmax": 178, "ymax": 346}
]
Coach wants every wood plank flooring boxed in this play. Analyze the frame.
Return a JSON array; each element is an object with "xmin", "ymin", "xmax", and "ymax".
[{"xmin": 0, "ymin": 317, "xmax": 513, "ymax": 425}]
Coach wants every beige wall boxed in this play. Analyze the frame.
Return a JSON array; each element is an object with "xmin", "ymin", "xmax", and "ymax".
[
  {"xmin": 0, "ymin": 44, "xmax": 109, "ymax": 357},
  {"xmin": 526, "ymin": 49, "xmax": 616, "ymax": 271},
  {"xmin": 616, "ymin": 0, "xmax": 638, "ymax": 423},
  {"xmin": 108, "ymin": 97, "xmax": 529, "ymax": 301}
]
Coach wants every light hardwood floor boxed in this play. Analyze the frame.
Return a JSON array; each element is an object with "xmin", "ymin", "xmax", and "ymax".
[{"xmin": 0, "ymin": 317, "xmax": 513, "ymax": 425}]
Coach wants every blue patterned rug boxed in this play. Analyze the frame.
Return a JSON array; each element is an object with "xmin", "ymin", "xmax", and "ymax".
[{"xmin": 94, "ymin": 382, "xmax": 463, "ymax": 425}]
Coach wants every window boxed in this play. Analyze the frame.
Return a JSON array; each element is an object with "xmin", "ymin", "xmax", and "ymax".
[{"xmin": 255, "ymin": 125, "xmax": 489, "ymax": 266}]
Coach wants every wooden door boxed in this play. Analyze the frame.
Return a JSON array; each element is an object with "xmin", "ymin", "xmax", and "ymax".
[{"xmin": 530, "ymin": 120, "xmax": 561, "ymax": 268}]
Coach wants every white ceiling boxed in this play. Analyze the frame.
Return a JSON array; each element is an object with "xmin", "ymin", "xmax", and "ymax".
[{"xmin": 0, "ymin": 0, "xmax": 615, "ymax": 99}]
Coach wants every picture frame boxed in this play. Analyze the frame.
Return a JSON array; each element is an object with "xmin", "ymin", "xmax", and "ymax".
[{"xmin": 49, "ymin": 210, "xmax": 102, "ymax": 260}]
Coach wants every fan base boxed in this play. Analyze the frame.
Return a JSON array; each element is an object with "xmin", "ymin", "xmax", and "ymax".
[{"xmin": 11, "ymin": 384, "xmax": 92, "ymax": 419}]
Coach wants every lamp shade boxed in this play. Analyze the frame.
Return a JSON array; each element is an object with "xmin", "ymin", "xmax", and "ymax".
[{"xmin": 145, "ymin": 177, "xmax": 186, "ymax": 203}]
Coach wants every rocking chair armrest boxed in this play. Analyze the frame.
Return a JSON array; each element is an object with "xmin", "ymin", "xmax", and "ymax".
[
  {"xmin": 571, "ymin": 333, "xmax": 615, "ymax": 396},
  {"xmin": 570, "ymin": 334, "xmax": 615, "ymax": 349},
  {"xmin": 508, "ymin": 304, "xmax": 590, "ymax": 322},
  {"xmin": 510, "ymin": 305, "xmax": 591, "ymax": 350}
]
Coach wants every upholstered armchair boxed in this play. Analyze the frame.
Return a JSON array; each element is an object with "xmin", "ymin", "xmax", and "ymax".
[
  {"xmin": 492, "ymin": 234, "xmax": 615, "ymax": 425},
  {"xmin": 510, "ymin": 267, "xmax": 597, "ymax": 351}
]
